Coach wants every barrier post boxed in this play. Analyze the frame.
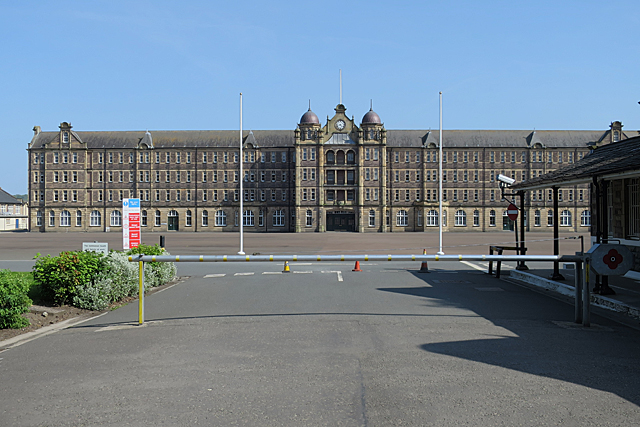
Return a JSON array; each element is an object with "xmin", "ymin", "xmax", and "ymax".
[
  {"xmin": 582, "ymin": 259, "xmax": 590, "ymax": 327},
  {"xmin": 138, "ymin": 260, "xmax": 144, "ymax": 325},
  {"xmin": 574, "ymin": 261, "xmax": 582, "ymax": 323}
]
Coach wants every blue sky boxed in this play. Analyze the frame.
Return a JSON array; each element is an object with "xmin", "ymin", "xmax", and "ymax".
[{"xmin": 1, "ymin": 0, "xmax": 639, "ymax": 195}]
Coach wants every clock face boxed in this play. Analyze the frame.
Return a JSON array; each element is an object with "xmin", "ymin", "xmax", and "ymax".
[{"xmin": 335, "ymin": 120, "xmax": 346, "ymax": 130}]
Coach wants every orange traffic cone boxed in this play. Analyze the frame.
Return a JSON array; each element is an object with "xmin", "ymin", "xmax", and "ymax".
[
  {"xmin": 283, "ymin": 261, "xmax": 291, "ymax": 273},
  {"xmin": 352, "ymin": 261, "xmax": 362, "ymax": 272},
  {"xmin": 418, "ymin": 249, "xmax": 429, "ymax": 273}
]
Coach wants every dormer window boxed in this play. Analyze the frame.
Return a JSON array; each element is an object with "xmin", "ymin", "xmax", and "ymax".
[
  {"xmin": 613, "ymin": 131, "xmax": 620, "ymax": 142},
  {"xmin": 62, "ymin": 132, "xmax": 69, "ymax": 143}
]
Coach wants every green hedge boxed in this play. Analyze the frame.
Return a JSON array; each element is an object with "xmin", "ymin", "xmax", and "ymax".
[{"xmin": 0, "ymin": 270, "xmax": 33, "ymax": 329}]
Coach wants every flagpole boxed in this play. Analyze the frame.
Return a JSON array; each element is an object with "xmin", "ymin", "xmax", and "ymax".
[
  {"xmin": 437, "ymin": 91, "xmax": 445, "ymax": 255},
  {"xmin": 238, "ymin": 93, "xmax": 245, "ymax": 255}
]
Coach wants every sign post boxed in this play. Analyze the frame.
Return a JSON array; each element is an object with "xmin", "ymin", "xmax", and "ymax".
[{"xmin": 123, "ymin": 198, "xmax": 141, "ymax": 250}]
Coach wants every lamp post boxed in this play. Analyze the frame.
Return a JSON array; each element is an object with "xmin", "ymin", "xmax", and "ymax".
[
  {"xmin": 238, "ymin": 93, "xmax": 245, "ymax": 255},
  {"xmin": 437, "ymin": 91, "xmax": 444, "ymax": 255}
]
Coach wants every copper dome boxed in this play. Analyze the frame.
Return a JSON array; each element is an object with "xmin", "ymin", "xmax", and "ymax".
[
  {"xmin": 300, "ymin": 108, "xmax": 320, "ymax": 125},
  {"xmin": 362, "ymin": 109, "xmax": 381, "ymax": 125}
]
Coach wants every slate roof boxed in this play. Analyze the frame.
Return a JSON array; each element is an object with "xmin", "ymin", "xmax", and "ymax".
[
  {"xmin": 511, "ymin": 135, "xmax": 640, "ymax": 191},
  {"xmin": 0, "ymin": 187, "xmax": 21, "ymax": 205},
  {"xmin": 29, "ymin": 128, "xmax": 615, "ymax": 150}
]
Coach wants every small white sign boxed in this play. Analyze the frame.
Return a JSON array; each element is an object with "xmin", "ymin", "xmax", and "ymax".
[{"xmin": 83, "ymin": 242, "xmax": 109, "ymax": 254}]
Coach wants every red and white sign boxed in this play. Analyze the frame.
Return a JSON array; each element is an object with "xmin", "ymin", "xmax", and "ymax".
[
  {"xmin": 507, "ymin": 203, "xmax": 519, "ymax": 221},
  {"xmin": 123, "ymin": 198, "xmax": 141, "ymax": 250}
]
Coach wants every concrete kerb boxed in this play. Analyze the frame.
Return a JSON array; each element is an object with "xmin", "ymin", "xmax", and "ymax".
[{"xmin": 510, "ymin": 270, "xmax": 640, "ymax": 320}]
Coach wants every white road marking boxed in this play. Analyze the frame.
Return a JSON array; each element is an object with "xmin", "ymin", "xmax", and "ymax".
[
  {"xmin": 321, "ymin": 271, "xmax": 343, "ymax": 281},
  {"xmin": 460, "ymin": 261, "xmax": 487, "ymax": 272},
  {"xmin": 292, "ymin": 271, "xmax": 313, "ymax": 274},
  {"xmin": 262, "ymin": 271, "xmax": 282, "ymax": 275},
  {"xmin": 234, "ymin": 272, "xmax": 254, "ymax": 276},
  {"xmin": 204, "ymin": 274, "xmax": 226, "ymax": 278}
]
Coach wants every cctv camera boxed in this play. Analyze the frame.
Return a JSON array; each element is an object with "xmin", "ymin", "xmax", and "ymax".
[{"xmin": 497, "ymin": 174, "xmax": 515, "ymax": 186}]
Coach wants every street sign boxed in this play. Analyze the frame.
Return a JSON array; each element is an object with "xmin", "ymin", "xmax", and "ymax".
[
  {"xmin": 507, "ymin": 203, "xmax": 518, "ymax": 221},
  {"xmin": 123, "ymin": 198, "xmax": 141, "ymax": 250},
  {"xmin": 82, "ymin": 242, "xmax": 108, "ymax": 254},
  {"xmin": 587, "ymin": 243, "xmax": 633, "ymax": 276}
]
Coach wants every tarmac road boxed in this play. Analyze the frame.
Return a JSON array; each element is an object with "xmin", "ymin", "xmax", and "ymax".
[{"xmin": 1, "ymin": 253, "xmax": 640, "ymax": 426}]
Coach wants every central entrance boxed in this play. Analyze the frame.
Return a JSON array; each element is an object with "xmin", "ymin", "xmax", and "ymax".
[
  {"xmin": 168, "ymin": 210, "xmax": 179, "ymax": 231},
  {"xmin": 326, "ymin": 211, "xmax": 355, "ymax": 232}
]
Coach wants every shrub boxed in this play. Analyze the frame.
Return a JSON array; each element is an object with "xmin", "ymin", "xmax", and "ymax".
[
  {"xmin": 127, "ymin": 244, "xmax": 177, "ymax": 288},
  {"xmin": 33, "ymin": 251, "xmax": 106, "ymax": 306},
  {"xmin": 0, "ymin": 270, "xmax": 33, "ymax": 329}
]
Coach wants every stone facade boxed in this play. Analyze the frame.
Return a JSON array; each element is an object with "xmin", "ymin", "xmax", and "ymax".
[{"xmin": 27, "ymin": 106, "xmax": 618, "ymax": 233}]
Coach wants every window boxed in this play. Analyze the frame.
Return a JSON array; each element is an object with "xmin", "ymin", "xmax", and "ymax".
[
  {"xmin": 60, "ymin": 210, "xmax": 71, "ymax": 227},
  {"xmin": 454, "ymin": 210, "xmax": 466, "ymax": 227},
  {"xmin": 155, "ymin": 211, "xmax": 161, "ymax": 226},
  {"xmin": 369, "ymin": 210, "xmax": 375, "ymax": 227},
  {"xmin": 90, "ymin": 210, "xmax": 101, "ymax": 227},
  {"xmin": 427, "ymin": 210, "xmax": 438, "ymax": 227},
  {"xmin": 581, "ymin": 210, "xmax": 591, "ymax": 227},
  {"xmin": 473, "ymin": 210, "xmax": 479, "ymax": 227},
  {"xmin": 186, "ymin": 210, "xmax": 192, "ymax": 227},
  {"xmin": 560, "ymin": 210, "xmax": 572, "ymax": 227},
  {"xmin": 48, "ymin": 210, "xmax": 55, "ymax": 227},
  {"xmin": 202, "ymin": 210, "xmax": 209, "ymax": 226},
  {"xmin": 141, "ymin": 210, "xmax": 147, "ymax": 227},
  {"xmin": 547, "ymin": 210, "xmax": 554, "ymax": 226},
  {"xmin": 215, "ymin": 210, "xmax": 227, "ymax": 227},
  {"xmin": 242, "ymin": 210, "xmax": 254, "ymax": 226},
  {"xmin": 273, "ymin": 209, "xmax": 285, "ymax": 227},
  {"xmin": 306, "ymin": 210, "xmax": 313, "ymax": 227},
  {"xmin": 110, "ymin": 211, "xmax": 122, "ymax": 227},
  {"xmin": 489, "ymin": 210, "xmax": 496, "ymax": 227},
  {"xmin": 396, "ymin": 210, "xmax": 408, "ymax": 227},
  {"xmin": 534, "ymin": 210, "xmax": 541, "ymax": 227},
  {"xmin": 259, "ymin": 210, "xmax": 264, "ymax": 227}
]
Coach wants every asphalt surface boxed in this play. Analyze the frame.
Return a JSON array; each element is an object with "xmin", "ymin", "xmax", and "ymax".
[{"xmin": 2, "ymin": 256, "xmax": 640, "ymax": 426}]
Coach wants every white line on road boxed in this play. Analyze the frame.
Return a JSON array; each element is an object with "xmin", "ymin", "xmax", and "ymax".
[
  {"xmin": 292, "ymin": 271, "xmax": 313, "ymax": 274},
  {"xmin": 262, "ymin": 271, "xmax": 282, "ymax": 275},
  {"xmin": 234, "ymin": 272, "xmax": 254, "ymax": 276},
  {"xmin": 321, "ymin": 271, "xmax": 343, "ymax": 281},
  {"xmin": 203, "ymin": 274, "xmax": 226, "ymax": 278},
  {"xmin": 460, "ymin": 261, "xmax": 487, "ymax": 272}
]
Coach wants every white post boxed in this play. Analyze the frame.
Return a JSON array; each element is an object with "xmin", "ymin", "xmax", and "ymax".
[
  {"xmin": 238, "ymin": 93, "xmax": 245, "ymax": 255},
  {"xmin": 438, "ymin": 91, "xmax": 445, "ymax": 255}
]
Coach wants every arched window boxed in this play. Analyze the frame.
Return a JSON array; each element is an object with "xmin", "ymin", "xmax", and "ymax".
[
  {"xmin": 259, "ymin": 209, "xmax": 264, "ymax": 227},
  {"xmin": 386, "ymin": 210, "xmax": 390, "ymax": 226},
  {"xmin": 581, "ymin": 210, "xmax": 591, "ymax": 227},
  {"xmin": 243, "ymin": 210, "xmax": 254, "ymax": 226},
  {"xmin": 455, "ymin": 210, "xmax": 466, "ymax": 226},
  {"xmin": 427, "ymin": 210, "xmax": 438, "ymax": 226},
  {"xmin": 326, "ymin": 150, "xmax": 335, "ymax": 165},
  {"xmin": 215, "ymin": 210, "xmax": 227, "ymax": 226},
  {"xmin": 489, "ymin": 210, "xmax": 496, "ymax": 227},
  {"xmin": 76, "ymin": 210, "xmax": 82, "ymax": 227},
  {"xmin": 396, "ymin": 210, "xmax": 408, "ymax": 226},
  {"xmin": 561, "ymin": 210, "xmax": 572, "ymax": 227},
  {"xmin": 186, "ymin": 210, "xmax": 192, "ymax": 227},
  {"xmin": 202, "ymin": 210, "xmax": 209, "ymax": 226},
  {"xmin": 90, "ymin": 210, "xmax": 101, "ymax": 227},
  {"xmin": 346, "ymin": 150, "xmax": 355, "ymax": 165},
  {"xmin": 336, "ymin": 150, "xmax": 345, "ymax": 165},
  {"xmin": 141, "ymin": 210, "xmax": 147, "ymax": 227},
  {"xmin": 534, "ymin": 210, "xmax": 541, "ymax": 227},
  {"xmin": 306, "ymin": 209, "xmax": 313, "ymax": 227},
  {"xmin": 49, "ymin": 210, "xmax": 55, "ymax": 227},
  {"xmin": 369, "ymin": 209, "xmax": 376, "ymax": 227},
  {"xmin": 442, "ymin": 210, "xmax": 447, "ymax": 227},
  {"xmin": 473, "ymin": 210, "xmax": 480, "ymax": 227},
  {"xmin": 36, "ymin": 210, "xmax": 43, "ymax": 227},
  {"xmin": 547, "ymin": 210, "xmax": 554, "ymax": 226},
  {"xmin": 110, "ymin": 210, "xmax": 122, "ymax": 227},
  {"xmin": 273, "ymin": 209, "xmax": 285, "ymax": 227},
  {"xmin": 155, "ymin": 210, "xmax": 161, "ymax": 226},
  {"xmin": 60, "ymin": 210, "xmax": 71, "ymax": 227},
  {"xmin": 417, "ymin": 210, "xmax": 423, "ymax": 227}
]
